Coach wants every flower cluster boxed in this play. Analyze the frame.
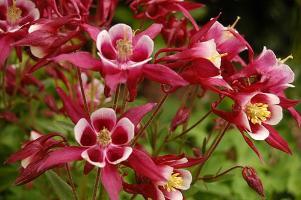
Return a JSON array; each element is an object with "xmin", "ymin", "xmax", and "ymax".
[{"xmin": 2, "ymin": 0, "xmax": 300, "ymax": 199}]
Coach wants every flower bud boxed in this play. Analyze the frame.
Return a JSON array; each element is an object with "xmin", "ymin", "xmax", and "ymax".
[
  {"xmin": 170, "ymin": 107, "xmax": 190, "ymax": 132},
  {"xmin": 242, "ymin": 167, "xmax": 264, "ymax": 197}
]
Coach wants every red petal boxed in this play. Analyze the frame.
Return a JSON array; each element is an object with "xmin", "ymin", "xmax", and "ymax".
[
  {"xmin": 90, "ymin": 108, "xmax": 117, "ymax": 132},
  {"xmin": 133, "ymin": 23, "xmax": 163, "ymax": 45},
  {"xmin": 0, "ymin": 35, "xmax": 13, "ymax": 68},
  {"xmin": 56, "ymin": 87, "xmax": 88, "ymax": 124},
  {"xmin": 51, "ymin": 52, "xmax": 102, "ymax": 71},
  {"xmin": 127, "ymin": 149, "xmax": 172, "ymax": 183},
  {"xmin": 264, "ymin": 125, "xmax": 292, "ymax": 154},
  {"xmin": 101, "ymin": 164, "xmax": 122, "ymax": 200},
  {"xmin": 15, "ymin": 146, "xmax": 86, "ymax": 185},
  {"xmin": 111, "ymin": 118, "xmax": 134, "ymax": 145},
  {"xmin": 142, "ymin": 64, "xmax": 188, "ymax": 90},
  {"xmin": 121, "ymin": 103, "xmax": 157, "ymax": 128}
]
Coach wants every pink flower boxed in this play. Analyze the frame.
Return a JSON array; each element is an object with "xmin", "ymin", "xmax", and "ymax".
[{"xmin": 74, "ymin": 108, "xmax": 134, "ymax": 167}]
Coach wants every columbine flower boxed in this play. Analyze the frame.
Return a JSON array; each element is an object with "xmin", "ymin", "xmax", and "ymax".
[
  {"xmin": 157, "ymin": 39, "xmax": 231, "ymax": 90},
  {"xmin": 74, "ymin": 108, "xmax": 134, "ymax": 167},
  {"xmin": 52, "ymin": 23, "xmax": 188, "ymax": 101},
  {"xmin": 216, "ymin": 92, "xmax": 283, "ymax": 140},
  {"xmin": 204, "ymin": 20, "xmax": 247, "ymax": 60},
  {"xmin": 124, "ymin": 154, "xmax": 195, "ymax": 200},
  {"xmin": 0, "ymin": 0, "xmax": 39, "ymax": 33},
  {"xmin": 0, "ymin": 0, "xmax": 40, "ymax": 66}
]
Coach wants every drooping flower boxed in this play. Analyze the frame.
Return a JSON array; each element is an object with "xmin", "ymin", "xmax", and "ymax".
[
  {"xmin": 74, "ymin": 108, "xmax": 134, "ymax": 168},
  {"xmin": 156, "ymin": 39, "xmax": 231, "ymax": 91},
  {"xmin": 6, "ymin": 131, "xmax": 85, "ymax": 185}
]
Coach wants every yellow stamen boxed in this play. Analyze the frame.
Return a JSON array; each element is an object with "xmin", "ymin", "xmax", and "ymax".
[
  {"xmin": 246, "ymin": 103, "xmax": 271, "ymax": 124},
  {"xmin": 279, "ymin": 54, "xmax": 293, "ymax": 63},
  {"xmin": 116, "ymin": 38, "xmax": 133, "ymax": 62},
  {"xmin": 7, "ymin": 0, "xmax": 22, "ymax": 25},
  {"xmin": 97, "ymin": 128, "xmax": 111, "ymax": 146},
  {"xmin": 163, "ymin": 173, "xmax": 184, "ymax": 192}
]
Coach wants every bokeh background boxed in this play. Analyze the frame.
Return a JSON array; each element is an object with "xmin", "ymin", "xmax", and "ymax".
[{"xmin": 1, "ymin": 0, "xmax": 301, "ymax": 199}]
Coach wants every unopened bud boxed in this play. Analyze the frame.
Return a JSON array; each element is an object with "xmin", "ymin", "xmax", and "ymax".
[
  {"xmin": 242, "ymin": 167, "xmax": 264, "ymax": 197},
  {"xmin": 170, "ymin": 107, "xmax": 190, "ymax": 131}
]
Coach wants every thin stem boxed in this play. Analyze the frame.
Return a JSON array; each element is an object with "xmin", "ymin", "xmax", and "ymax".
[
  {"xmin": 198, "ymin": 165, "xmax": 243, "ymax": 182},
  {"xmin": 204, "ymin": 122, "xmax": 230, "ymax": 160},
  {"xmin": 192, "ymin": 122, "xmax": 231, "ymax": 183},
  {"xmin": 92, "ymin": 168, "xmax": 101, "ymax": 200},
  {"xmin": 170, "ymin": 110, "xmax": 212, "ymax": 141},
  {"xmin": 113, "ymin": 84, "xmax": 120, "ymax": 111},
  {"xmin": 120, "ymin": 86, "xmax": 128, "ymax": 113},
  {"xmin": 131, "ymin": 93, "xmax": 169, "ymax": 145},
  {"xmin": 76, "ymin": 68, "xmax": 89, "ymax": 115},
  {"xmin": 65, "ymin": 164, "xmax": 78, "ymax": 200}
]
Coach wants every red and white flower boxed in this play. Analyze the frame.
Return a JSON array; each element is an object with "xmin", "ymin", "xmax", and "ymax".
[
  {"xmin": 97, "ymin": 23, "xmax": 153, "ymax": 70},
  {"xmin": 0, "ymin": 0, "xmax": 39, "ymax": 33},
  {"xmin": 53, "ymin": 23, "xmax": 188, "ymax": 101},
  {"xmin": 124, "ymin": 155, "xmax": 193, "ymax": 200},
  {"xmin": 214, "ymin": 92, "xmax": 283, "ymax": 140},
  {"xmin": 74, "ymin": 108, "xmax": 134, "ymax": 167}
]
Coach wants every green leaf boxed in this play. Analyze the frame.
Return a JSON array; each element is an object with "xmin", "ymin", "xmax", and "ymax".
[{"xmin": 45, "ymin": 170, "xmax": 74, "ymax": 200}]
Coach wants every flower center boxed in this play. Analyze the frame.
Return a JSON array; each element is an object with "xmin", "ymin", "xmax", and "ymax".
[
  {"xmin": 116, "ymin": 38, "xmax": 133, "ymax": 62},
  {"xmin": 163, "ymin": 173, "xmax": 184, "ymax": 192},
  {"xmin": 7, "ymin": 1, "xmax": 22, "ymax": 25},
  {"xmin": 97, "ymin": 128, "xmax": 111, "ymax": 146},
  {"xmin": 246, "ymin": 103, "xmax": 271, "ymax": 124}
]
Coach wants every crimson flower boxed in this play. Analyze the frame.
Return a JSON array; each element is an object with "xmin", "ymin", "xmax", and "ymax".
[
  {"xmin": 52, "ymin": 23, "xmax": 188, "ymax": 101},
  {"xmin": 74, "ymin": 108, "xmax": 134, "ymax": 167}
]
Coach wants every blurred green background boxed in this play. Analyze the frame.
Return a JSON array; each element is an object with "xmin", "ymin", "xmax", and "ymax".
[{"xmin": 1, "ymin": 0, "xmax": 301, "ymax": 200}]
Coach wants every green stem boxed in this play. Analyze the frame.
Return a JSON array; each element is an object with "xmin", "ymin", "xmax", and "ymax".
[
  {"xmin": 92, "ymin": 168, "xmax": 101, "ymax": 200},
  {"xmin": 198, "ymin": 165, "xmax": 243, "ymax": 182},
  {"xmin": 76, "ymin": 68, "xmax": 90, "ymax": 115},
  {"xmin": 169, "ymin": 110, "xmax": 212, "ymax": 141},
  {"xmin": 131, "ymin": 93, "xmax": 168, "ymax": 145},
  {"xmin": 65, "ymin": 164, "xmax": 78, "ymax": 200},
  {"xmin": 113, "ymin": 84, "xmax": 120, "ymax": 111},
  {"xmin": 192, "ymin": 122, "xmax": 231, "ymax": 183}
]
